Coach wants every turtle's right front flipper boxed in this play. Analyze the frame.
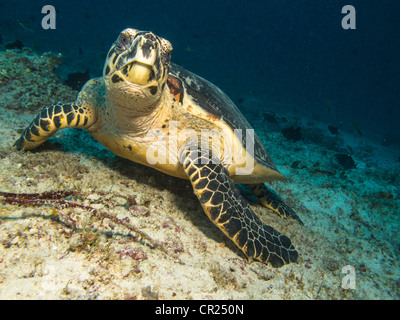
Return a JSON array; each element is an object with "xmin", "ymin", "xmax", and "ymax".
[
  {"xmin": 14, "ymin": 102, "xmax": 96, "ymax": 150},
  {"xmin": 180, "ymin": 147, "xmax": 298, "ymax": 267}
]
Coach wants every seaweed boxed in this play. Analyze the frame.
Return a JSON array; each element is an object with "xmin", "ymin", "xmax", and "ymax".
[
  {"xmin": 0, "ymin": 190, "xmax": 74, "ymax": 204},
  {"xmin": 0, "ymin": 190, "xmax": 171, "ymax": 257}
]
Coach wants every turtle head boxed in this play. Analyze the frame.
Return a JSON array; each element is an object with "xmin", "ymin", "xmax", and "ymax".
[{"xmin": 103, "ymin": 28, "xmax": 173, "ymax": 111}]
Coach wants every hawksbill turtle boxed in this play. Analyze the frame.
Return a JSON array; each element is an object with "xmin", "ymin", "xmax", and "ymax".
[{"xmin": 14, "ymin": 28, "xmax": 302, "ymax": 267}]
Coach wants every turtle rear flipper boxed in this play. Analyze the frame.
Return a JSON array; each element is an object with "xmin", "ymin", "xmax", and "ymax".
[
  {"xmin": 14, "ymin": 102, "xmax": 96, "ymax": 151},
  {"xmin": 180, "ymin": 147, "xmax": 298, "ymax": 267},
  {"xmin": 248, "ymin": 183, "xmax": 303, "ymax": 225}
]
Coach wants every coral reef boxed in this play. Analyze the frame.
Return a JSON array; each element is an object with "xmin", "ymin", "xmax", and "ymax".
[{"xmin": 0, "ymin": 48, "xmax": 76, "ymax": 113}]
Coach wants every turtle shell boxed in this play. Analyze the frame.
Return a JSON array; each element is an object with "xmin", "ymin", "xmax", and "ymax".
[{"xmin": 170, "ymin": 63, "xmax": 284, "ymax": 181}]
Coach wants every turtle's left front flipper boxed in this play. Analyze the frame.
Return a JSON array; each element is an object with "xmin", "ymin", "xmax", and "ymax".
[
  {"xmin": 180, "ymin": 147, "xmax": 298, "ymax": 267},
  {"xmin": 14, "ymin": 102, "xmax": 97, "ymax": 151}
]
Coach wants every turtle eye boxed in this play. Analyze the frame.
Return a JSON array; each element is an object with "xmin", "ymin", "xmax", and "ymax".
[{"xmin": 116, "ymin": 33, "xmax": 131, "ymax": 51}]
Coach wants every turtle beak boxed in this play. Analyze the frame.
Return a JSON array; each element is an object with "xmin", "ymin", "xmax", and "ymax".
[{"xmin": 121, "ymin": 61, "xmax": 155, "ymax": 86}]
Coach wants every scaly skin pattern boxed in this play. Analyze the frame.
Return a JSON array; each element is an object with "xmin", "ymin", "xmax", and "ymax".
[
  {"xmin": 14, "ymin": 102, "xmax": 97, "ymax": 150},
  {"xmin": 248, "ymin": 183, "xmax": 304, "ymax": 225},
  {"xmin": 180, "ymin": 147, "xmax": 298, "ymax": 267}
]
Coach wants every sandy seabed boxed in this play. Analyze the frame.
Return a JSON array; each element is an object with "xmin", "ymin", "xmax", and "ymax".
[{"xmin": 0, "ymin": 49, "xmax": 399, "ymax": 300}]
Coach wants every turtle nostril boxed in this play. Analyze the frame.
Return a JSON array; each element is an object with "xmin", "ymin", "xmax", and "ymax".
[{"xmin": 144, "ymin": 33, "xmax": 156, "ymax": 42}]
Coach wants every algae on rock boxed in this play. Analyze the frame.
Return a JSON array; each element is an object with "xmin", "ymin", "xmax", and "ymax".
[{"xmin": 0, "ymin": 48, "xmax": 77, "ymax": 113}]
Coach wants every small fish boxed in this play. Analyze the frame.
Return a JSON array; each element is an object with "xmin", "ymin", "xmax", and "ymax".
[
  {"xmin": 335, "ymin": 153, "xmax": 356, "ymax": 170},
  {"xmin": 263, "ymin": 112, "xmax": 278, "ymax": 124},
  {"xmin": 18, "ymin": 20, "xmax": 34, "ymax": 32},
  {"xmin": 281, "ymin": 126, "xmax": 302, "ymax": 141},
  {"xmin": 351, "ymin": 122, "xmax": 363, "ymax": 137},
  {"xmin": 184, "ymin": 46, "xmax": 194, "ymax": 52},
  {"xmin": 325, "ymin": 106, "xmax": 332, "ymax": 115},
  {"xmin": 347, "ymin": 145, "xmax": 354, "ymax": 154},
  {"xmin": 328, "ymin": 125, "xmax": 338, "ymax": 135},
  {"xmin": 5, "ymin": 40, "xmax": 24, "ymax": 50}
]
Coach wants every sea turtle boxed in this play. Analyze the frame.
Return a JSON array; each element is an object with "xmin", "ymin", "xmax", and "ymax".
[{"xmin": 14, "ymin": 28, "xmax": 302, "ymax": 267}]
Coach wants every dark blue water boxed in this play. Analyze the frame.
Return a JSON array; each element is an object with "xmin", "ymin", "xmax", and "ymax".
[{"xmin": 1, "ymin": 0, "xmax": 399, "ymax": 146}]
